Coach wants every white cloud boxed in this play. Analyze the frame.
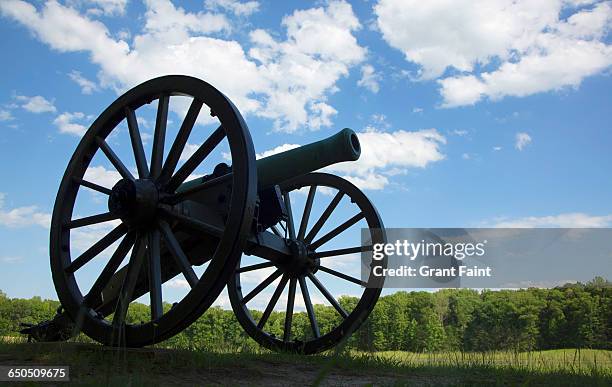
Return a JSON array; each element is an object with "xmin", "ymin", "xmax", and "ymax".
[
  {"xmin": 68, "ymin": 70, "xmax": 99, "ymax": 94},
  {"xmin": 357, "ymin": 64, "xmax": 381, "ymax": 93},
  {"xmin": 492, "ymin": 213, "xmax": 612, "ymax": 228},
  {"xmin": 330, "ymin": 128, "xmax": 446, "ymax": 189},
  {"xmin": 68, "ymin": 218, "xmax": 122, "ymax": 256},
  {"xmin": 248, "ymin": 1, "xmax": 366, "ymax": 131},
  {"xmin": 255, "ymin": 143, "xmax": 299, "ymax": 159},
  {"xmin": 15, "ymin": 95, "xmax": 56, "ymax": 113},
  {"xmin": 493, "ymin": 146, "xmax": 502, "ymax": 151},
  {"xmin": 412, "ymin": 107, "xmax": 423, "ymax": 114},
  {"xmin": 144, "ymin": 0, "xmax": 230, "ymax": 35},
  {"xmin": 166, "ymin": 277, "xmax": 190, "ymax": 289},
  {"xmin": 178, "ymin": 143, "xmax": 201, "ymax": 162},
  {"xmin": 76, "ymin": 0, "xmax": 128, "ymax": 16},
  {"xmin": 0, "ymin": 192, "xmax": 50, "ymax": 228},
  {"xmin": 374, "ymin": 0, "xmax": 612, "ymax": 107},
  {"xmin": 93, "ymin": 0, "xmax": 128, "ymax": 15},
  {"xmin": 461, "ymin": 153, "xmax": 471, "ymax": 160},
  {"xmin": 0, "ymin": 0, "xmax": 366, "ymax": 133},
  {"xmin": 341, "ymin": 172, "xmax": 389, "ymax": 190},
  {"xmin": 53, "ymin": 112, "xmax": 88, "ymax": 136},
  {"xmin": 452, "ymin": 129, "xmax": 468, "ymax": 136},
  {"xmin": 205, "ymin": 0, "xmax": 260, "ymax": 16},
  {"xmin": 84, "ymin": 165, "xmax": 122, "ymax": 188},
  {"xmin": 0, "ymin": 192, "xmax": 119, "ymax": 259},
  {"xmin": 0, "ymin": 110, "xmax": 13, "ymax": 121},
  {"xmin": 307, "ymin": 102, "xmax": 337, "ymax": 130},
  {"xmin": 515, "ymin": 132, "xmax": 532, "ymax": 150},
  {"xmin": 256, "ymin": 127, "xmax": 446, "ymax": 190}
]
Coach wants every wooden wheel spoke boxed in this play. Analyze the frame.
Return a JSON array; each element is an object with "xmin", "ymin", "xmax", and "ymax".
[
  {"xmin": 148, "ymin": 229, "xmax": 163, "ymax": 320},
  {"xmin": 310, "ymin": 212, "xmax": 365, "ymax": 250},
  {"xmin": 304, "ymin": 191, "xmax": 344, "ymax": 244},
  {"xmin": 167, "ymin": 125, "xmax": 225, "ymax": 192},
  {"xmin": 298, "ymin": 185, "xmax": 316, "ymax": 240},
  {"xmin": 159, "ymin": 99, "xmax": 203, "ymax": 184},
  {"xmin": 283, "ymin": 277, "xmax": 297, "ymax": 341},
  {"xmin": 150, "ymin": 94, "xmax": 169, "ymax": 179},
  {"xmin": 66, "ymin": 223, "xmax": 128, "ymax": 273},
  {"xmin": 74, "ymin": 177, "xmax": 112, "ymax": 195},
  {"xmin": 112, "ymin": 236, "xmax": 146, "ymax": 332},
  {"xmin": 311, "ymin": 245, "xmax": 373, "ymax": 259},
  {"xmin": 237, "ymin": 261, "xmax": 275, "ymax": 273},
  {"xmin": 299, "ymin": 276, "xmax": 320, "ymax": 338},
  {"xmin": 96, "ymin": 137, "xmax": 134, "ymax": 181},
  {"xmin": 84, "ymin": 232, "xmax": 135, "ymax": 305},
  {"xmin": 308, "ymin": 273, "xmax": 348, "ymax": 319},
  {"xmin": 158, "ymin": 220, "xmax": 198, "ymax": 288},
  {"xmin": 125, "ymin": 106, "xmax": 149, "ymax": 178},
  {"xmin": 242, "ymin": 269, "xmax": 282, "ymax": 304},
  {"xmin": 283, "ymin": 192, "xmax": 296, "ymax": 240},
  {"xmin": 318, "ymin": 265, "xmax": 367, "ymax": 286},
  {"xmin": 65, "ymin": 212, "xmax": 119, "ymax": 229},
  {"xmin": 257, "ymin": 274, "xmax": 288, "ymax": 329}
]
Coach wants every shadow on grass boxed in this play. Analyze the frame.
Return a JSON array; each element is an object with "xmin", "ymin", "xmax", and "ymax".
[{"xmin": 0, "ymin": 340, "xmax": 610, "ymax": 386}]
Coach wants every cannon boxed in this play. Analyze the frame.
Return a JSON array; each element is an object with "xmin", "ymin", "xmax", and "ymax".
[{"xmin": 22, "ymin": 75, "xmax": 387, "ymax": 354}]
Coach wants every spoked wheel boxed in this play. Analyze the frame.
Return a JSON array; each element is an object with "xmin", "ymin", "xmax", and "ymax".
[
  {"xmin": 50, "ymin": 75, "xmax": 257, "ymax": 347},
  {"xmin": 228, "ymin": 172, "xmax": 386, "ymax": 354}
]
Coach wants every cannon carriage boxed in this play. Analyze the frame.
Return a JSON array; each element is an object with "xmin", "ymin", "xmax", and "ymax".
[{"xmin": 23, "ymin": 75, "xmax": 386, "ymax": 354}]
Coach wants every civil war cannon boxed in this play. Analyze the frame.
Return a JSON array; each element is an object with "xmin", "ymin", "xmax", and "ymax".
[{"xmin": 21, "ymin": 75, "xmax": 387, "ymax": 354}]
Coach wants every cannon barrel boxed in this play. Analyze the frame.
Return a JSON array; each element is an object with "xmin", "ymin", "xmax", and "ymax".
[
  {"xmin": 178, "ymin": 128, "xmax": 361, "ymax": 192},
  {"xmin": 256, "ymin": 127, "xmax": 360, "ymax": 188}
]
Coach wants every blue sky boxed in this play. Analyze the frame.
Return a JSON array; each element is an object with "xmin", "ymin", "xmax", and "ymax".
[{"xmin": 0, "ymin": 0, "xmax": 611, "ymax": 307}]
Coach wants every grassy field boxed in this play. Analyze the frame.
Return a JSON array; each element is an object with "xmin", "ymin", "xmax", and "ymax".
[{"xmin": 0, "ymin": 339, "xmax": 610, "ymax": 386}]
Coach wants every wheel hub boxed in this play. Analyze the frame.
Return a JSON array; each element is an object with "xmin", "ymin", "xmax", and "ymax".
[
  {"xmin": 283, "ymin": 239, "xmax": 319, "ymax": 277},
  {"xmin": 108, "ymin": 179, "xmax": 159, "ymax": 227}
]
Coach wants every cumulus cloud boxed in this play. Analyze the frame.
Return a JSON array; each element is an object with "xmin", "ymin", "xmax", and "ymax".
[
  {"xmin": 143, "ymin": 0, "xmax": 230, "ymax": 35},
  {"xmin": 0, "ymin": 0, "xmax": 365, "ymax": 132},
  {"xmin": 15, "ymin": 95, "xmax": 56, "ymax": 113},
  {"xmin": 0, "ymin": 192, "xmax": 50, "ymax": 228},
  {"xmin": 329, "ymin": 128, "xmax": 446, "ymax": 189},
  {"xmin": 357, "ymin": 64, "xmax": 381, "ymax": 93},
  {"xmin": 515, "ymin": 132, "xmax": 532, "ymax": 150},
  {"xmin": 53, "ymin": 112, "xmax": 88, "ymax": 136},
  {"xmin": 256, "ymin": 128, "xmax": 446, "ymax": 190},
  {"xmin": 492, "ymin": 213, "xmax": 612, "ymax": 228},
  {"xmin": 68, "ymin": 70, "xmax": 99, "ymax": 94},
  {"xmin": 255, "ymin": 143, "xmax": 299, "ymax": 159},
  {"xmin": 205, "ymin": 0, "xmax": 260, "ymax": 16},
  {"xmin": 84, "ymin": 165, "xmax": 122, "ymax": 188},
  {"xmin": 374, "ymin": 0, "xmax": 612, "ymax": 107}
]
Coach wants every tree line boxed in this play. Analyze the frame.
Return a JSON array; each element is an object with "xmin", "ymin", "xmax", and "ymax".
[{"xmin": 1, "ymin": 278, "xmax": 609, "ymax": 352}]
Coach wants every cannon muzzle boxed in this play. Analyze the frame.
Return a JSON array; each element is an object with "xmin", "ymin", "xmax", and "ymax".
[{"xmin": 257, "ymin": 127, "xmax": 360, "ymax": 188}]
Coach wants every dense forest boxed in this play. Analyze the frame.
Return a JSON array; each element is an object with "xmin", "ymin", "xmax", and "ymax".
[{"xmin": 1, "ymin": 278, "xmax": 610, "ymax": 352}]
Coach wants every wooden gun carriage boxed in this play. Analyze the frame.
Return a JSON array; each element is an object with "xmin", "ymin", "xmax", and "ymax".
[{"xmin": 22, "ymin": 76, "xmax": 386, "ymax": 354}]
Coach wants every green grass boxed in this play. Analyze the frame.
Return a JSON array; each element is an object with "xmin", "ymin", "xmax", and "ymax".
[{"xmin": 0, "ymin": 339, "xmax": 610, "ymax": 386}]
